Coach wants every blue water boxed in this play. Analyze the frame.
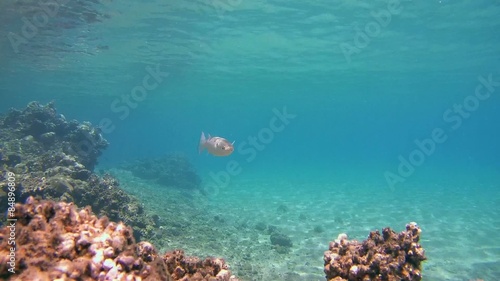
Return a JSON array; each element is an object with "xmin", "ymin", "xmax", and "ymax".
[{"xmin": 1, "ymin": 0, "xmax": 499, "ymax": 280}]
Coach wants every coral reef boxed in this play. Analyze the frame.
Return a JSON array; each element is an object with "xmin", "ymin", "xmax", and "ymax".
[
  {"xmin": 121, "ymin": 154, "xmax": 201, "ymax": 190},
  {"xmin": 163, "ymin": 249, "xmax": 239, "ymax": 281},
  {"xmin": 0, "ymin": 197, "xmax": 240, "ymax": 281},
  {"xmin": 0, "ymin": 197, "xmax": 169, "ymax": 280},
  {"xmin": 0, "ymin": 101, "xmax": 107, "ymax": 170},
  {"xmin": 324, "ymin": 222, "xmax": 426, "ymax": 281},
  {"xmin": 0, "ymin": 102, "xmax": 156, "ymax": 240}
]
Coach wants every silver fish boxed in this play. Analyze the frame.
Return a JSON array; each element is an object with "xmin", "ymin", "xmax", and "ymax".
[{"xmin": 198, "ymin": 132, "xmax": 234, "ymax": 156}]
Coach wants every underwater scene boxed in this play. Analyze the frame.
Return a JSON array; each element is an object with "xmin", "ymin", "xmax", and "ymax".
[{"xmin": 0, "ymin": 0, "xmax": 499, "ymax": 280}]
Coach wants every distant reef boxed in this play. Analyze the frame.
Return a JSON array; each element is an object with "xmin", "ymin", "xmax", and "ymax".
[
  {"xmin": 0, "ymin": 101, "xmax": 157, "ymax": 240},
  {"xmin": 121, "ymin": 154, "xmax": 201, "ymax": 191}
]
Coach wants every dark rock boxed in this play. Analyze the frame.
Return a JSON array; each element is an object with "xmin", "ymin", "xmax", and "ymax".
[
  {"xmin": 40, "ymin": 131, "xmax": 56, "ymax": 145},
  {"xmin": 72, "ymin": 169, "xmax": 91, "ymax": 180},
  {"xmin": 152, "ymin": 214, "xmax": 161, "ymax": 226},
  {"xmin": 313, "ymin": 225, "xmax": 325, "ymax": 233},
  {"xmin": 270, "ymin": 232, "xmax": 293, "ymax": 248},
  {"xmin": 255, "ymin": 222, "xmax": 267, "ymax": 232},
  {"xmin": 1, "ymin": 153, "xmax": 22, "ymax": 166}
]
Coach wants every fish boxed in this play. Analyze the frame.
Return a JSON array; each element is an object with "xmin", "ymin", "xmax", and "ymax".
[{"xmin": 198, "ymin": 132, "xmax": 234, "ymax": 156}]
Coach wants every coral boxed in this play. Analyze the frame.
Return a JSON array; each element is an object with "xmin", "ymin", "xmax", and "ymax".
[
  {"xmin": 0, "ymin": 101, "xmax": 107, "ymax": 170},
  {"xmin": 0, "ymin": 197, "xmax": 240, "ymax": 281},
  {"xmin": 324, "ymin": 222, "xmax": 426, "ymax": 281},
  {"xmin": 0, "ymin": 197, "xmax": 170, "ymax": 281},
  {"xmin": 0, "ymin": 102, "xmax": 156, "ymax": 241},
  {"xmin": 121, "ymin": 154, "xmax": 201, "ymax": 190},
  {"xmin": 163, "ymin": 249, "xmax": 240, "ymax": 281},
  {"xmin": 76, "ymin": 173, "xmax": 157, "ymax": 240}
]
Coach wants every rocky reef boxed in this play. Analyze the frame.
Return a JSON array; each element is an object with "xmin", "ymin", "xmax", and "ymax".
[
  {"xmin": 0, "ymin": 197, "xmax": 240, "ymax": 281},
  {"xmin": 324, "ymin": 222, "xmax": 426, "ymax": 281},
  {"xmin": 0, "ymin": 101, "xmax": 107, "ymax": 171},
  {"xmin": 0, "ymin": 101, "xmax": 156, "ymax": 240},
  {"xmin": 121, "ymin": 154, "xmax": 201, "ymax": 190}
]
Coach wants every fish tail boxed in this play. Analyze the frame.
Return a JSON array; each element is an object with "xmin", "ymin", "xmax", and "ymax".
[{"xmin": 199, "ymin": 131, "xmax": 206, "ymax": 154}]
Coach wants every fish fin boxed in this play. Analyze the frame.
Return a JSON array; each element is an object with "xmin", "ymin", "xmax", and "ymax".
[
  {"xmin": 199, "ymin": 132, "xmax": 206, "ymax": 154},
  {"xmin": 231, "ymin": 140, "xmax": 235, "ymax": 145}
]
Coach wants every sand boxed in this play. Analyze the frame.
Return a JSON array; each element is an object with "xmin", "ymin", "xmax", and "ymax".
[{"xmin": 109, "ymin": 168, "xmax": 500, "ymax": 281}]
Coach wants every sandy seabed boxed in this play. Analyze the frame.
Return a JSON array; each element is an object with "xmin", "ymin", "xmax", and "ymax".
[{"xmin": 110, "ymin": 169, "xmax": 500, "ymax": 281}]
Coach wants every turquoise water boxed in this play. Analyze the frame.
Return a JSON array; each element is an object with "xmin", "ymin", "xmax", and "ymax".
[{"xmin": 1, "ymin": 0, "xmax": 499, "ymax": 280}]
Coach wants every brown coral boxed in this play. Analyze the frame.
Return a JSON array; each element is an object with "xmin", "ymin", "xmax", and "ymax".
[
  {"xmin": 0, "ymin": 197, "xmax": 240, "ymax": 281},
  {"xmin": 324, "ymin": 222, "xmax": 426, "ymax": 281},
  {"xmin": 163, "ymin": 249, "xmax": 239, "ymax": 281}
]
